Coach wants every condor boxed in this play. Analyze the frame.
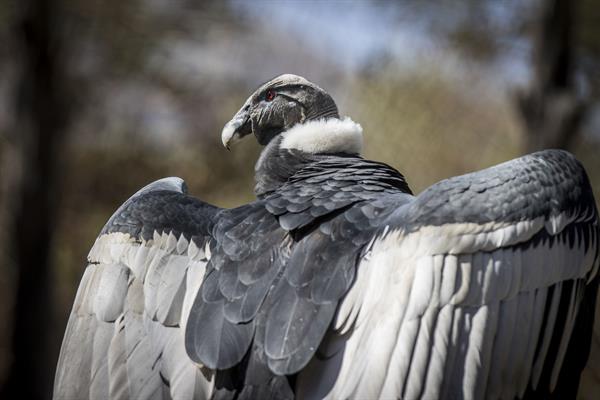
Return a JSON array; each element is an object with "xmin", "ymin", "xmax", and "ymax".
[{"xmin": 55, "ymin": 74, "xmax": 599, "ymax": 400}]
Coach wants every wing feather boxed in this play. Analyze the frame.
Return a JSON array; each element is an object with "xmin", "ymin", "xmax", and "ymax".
[
  {"xmin": 295, "ymin": 150, "xmax": 599, "ymax": 399},
  {"xmin": 92, "ymin": 263, "xmax": 129, "ymax": 322},
  {"xmin": 517, "ymin": 287, "xmax": 547, "ymax": 396},
  {"xmin": 89, "ymin": 320, "xmax": 113, "ymax": 399},
  {"xmin": 421, "ymin": 303, "xmax": 455, "ymax": 399},
  {"xmin": 54, "ymin": 178, "xmax": 217, "ymax": 399}
]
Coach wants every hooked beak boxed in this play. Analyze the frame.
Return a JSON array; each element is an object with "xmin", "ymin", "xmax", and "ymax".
[{"xmin": 221, "ymin": 103, "xmax": 252, "ymax": 150}]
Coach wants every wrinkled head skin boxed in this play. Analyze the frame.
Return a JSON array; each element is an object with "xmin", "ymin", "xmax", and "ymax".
[{"xmin": 221, "ymin": 74, "xmax": 339, "ymax": 149}]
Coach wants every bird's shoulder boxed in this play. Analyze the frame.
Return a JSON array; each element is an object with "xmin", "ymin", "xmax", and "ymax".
[
  {"xmin": 263, "ymin": 155, "xmax": 413, "ymax": 231},
  {"xmin": 399, "ymin": 149, "xmax": 596, "ymax": 228},
  {"xmin": 100, "ymin": 177, "xmax": 220, "ymax": 245}
]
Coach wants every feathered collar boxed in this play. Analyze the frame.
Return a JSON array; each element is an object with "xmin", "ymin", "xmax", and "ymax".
[{"xmin": 280, "ymin": 117, "xmax": 363, "ymax": 155}]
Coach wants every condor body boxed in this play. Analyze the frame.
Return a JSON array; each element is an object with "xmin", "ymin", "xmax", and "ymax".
[{"xmin": 55, "ymin": 74, "xmax": 600, "ymax": 400}]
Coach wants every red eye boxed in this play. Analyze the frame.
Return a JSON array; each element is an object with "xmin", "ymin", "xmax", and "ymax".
[{"xmin": 265, "ymin": 90, "xmax": 276, "ymax": 102}]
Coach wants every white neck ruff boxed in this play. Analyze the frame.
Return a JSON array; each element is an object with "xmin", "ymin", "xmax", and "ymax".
[{"xmin": 280, "ymin": 117, "xmax": 363, "ymax": 155}]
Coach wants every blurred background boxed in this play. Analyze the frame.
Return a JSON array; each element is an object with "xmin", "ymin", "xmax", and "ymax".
[{"xmin": 1, "ymin": 0, "xmax": 600, "ymax": 398}]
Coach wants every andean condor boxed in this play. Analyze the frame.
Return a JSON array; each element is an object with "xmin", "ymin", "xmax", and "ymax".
[{"xmin": 54, "ymin": 74, "xmax": 600, "ymax": 400}]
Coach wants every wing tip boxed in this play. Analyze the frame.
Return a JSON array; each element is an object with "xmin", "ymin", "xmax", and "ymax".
[{"xmin": 133, "ymin": 177, "xmax": 187, "ymax": 197}]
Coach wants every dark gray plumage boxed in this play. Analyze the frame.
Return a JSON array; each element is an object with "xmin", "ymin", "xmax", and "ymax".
[{"xmin": 55, "ymin": 74, "xmax": 600, "ymax": 400}]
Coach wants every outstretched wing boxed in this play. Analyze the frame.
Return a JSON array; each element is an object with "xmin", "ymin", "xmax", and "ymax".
[
  {"xmin": 54, "ymin": 177, "xmax": 220, "ymax": 400},
  {"xmin": 298, "ymin": 150, "xmax": 600, "ymax": 400}
]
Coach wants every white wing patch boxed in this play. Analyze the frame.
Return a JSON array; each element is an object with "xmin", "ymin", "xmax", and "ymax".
[
  {"xmin": 54, "ymin": 230, "xmax": 214, "ymax": 400},
  {"xmin": 386, "ymin": 217, "xmax": 546, "ymax": 256},
  {"xmin": 298, "ymin": 218, "xmax": 599, "ymax": 400}
]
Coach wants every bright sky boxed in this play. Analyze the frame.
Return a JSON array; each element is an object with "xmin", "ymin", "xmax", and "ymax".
[
  {"xmin": 231, "ymin": 0, "xmax": 530, "ymax": 86},
  {"xmin": 232, "ymin": 1, "xmax": 435, "ymax": 70}
]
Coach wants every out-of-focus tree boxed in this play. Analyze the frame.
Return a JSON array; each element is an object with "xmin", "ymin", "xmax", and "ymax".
[
  {"xmin": 1, "ymin": 0, "xmax": 71, "ymax": 398},
  {"xmin": 516, "ymin": 0, "xmax": 586, "ymax": 152},
  {"xmin": 399, "ymin": 0, "xmax": 600, "ymax": 152}
]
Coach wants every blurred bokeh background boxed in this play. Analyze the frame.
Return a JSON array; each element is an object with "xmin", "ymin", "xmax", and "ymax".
[{"xmin": 1, "ymin": 0, "xmax": 600, "ymax": 398}]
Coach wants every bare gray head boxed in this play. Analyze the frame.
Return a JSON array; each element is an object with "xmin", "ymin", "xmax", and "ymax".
[{"xmin": 221, "ymin": 74, "xmax": 339, "ymax": 149}]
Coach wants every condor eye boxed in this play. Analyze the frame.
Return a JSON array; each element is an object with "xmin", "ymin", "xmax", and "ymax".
[{"xmin": 265, "ymin": 89, "xmax": 276, "ymax": 102}]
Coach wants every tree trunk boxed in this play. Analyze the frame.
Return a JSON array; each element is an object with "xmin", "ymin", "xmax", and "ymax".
[
  {"xmin": 516, "ymin": 0, "xmax": 586, "ymax": 152},
  {"xmin": 1, "ymin": 0, "xmax": 69, "ymax": 398}
]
